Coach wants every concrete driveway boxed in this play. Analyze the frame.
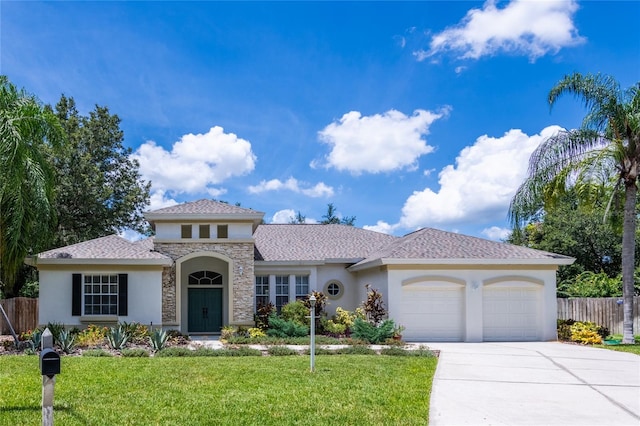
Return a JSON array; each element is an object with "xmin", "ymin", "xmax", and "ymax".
[{"xmin": 426, "ymin": 342, "xmax": 640, "ymax": 425}]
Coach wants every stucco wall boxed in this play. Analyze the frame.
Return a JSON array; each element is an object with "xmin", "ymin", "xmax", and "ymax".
[{"xmin": 38, "ymin": 267, "xmax": 163, "ymax": 327}]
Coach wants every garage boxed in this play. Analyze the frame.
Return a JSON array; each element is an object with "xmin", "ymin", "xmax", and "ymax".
[
  {"xmin": 483, "ymin": 282, "xmax": 541, "ymax": 341},
  {"xmin": 399, "ymin": 281, "xmax": 465, "ymax": 341}
]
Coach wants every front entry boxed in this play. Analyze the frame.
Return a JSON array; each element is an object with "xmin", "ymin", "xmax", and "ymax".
[{"xmin": 188, "ymin": 288, "xmax": 223, "ymax": 333}]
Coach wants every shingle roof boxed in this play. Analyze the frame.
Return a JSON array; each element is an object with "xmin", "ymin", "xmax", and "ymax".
[
  {"xmin": 147, "ymin": 199, "xmax": 262, "ymax": 215},
  {"xmin": 253, "ymin": 224, "xmax": 397, "ymax": 262},
  {"xmin": 355, "ymin": 227, "xmax": 573, "ymax": 265},
  {"xmin": 36, "ymin": 235, "xmax": 170, "ymax": 262}
]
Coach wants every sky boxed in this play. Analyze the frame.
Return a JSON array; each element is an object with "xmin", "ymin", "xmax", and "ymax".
[{"xmin": 2, "ymin": 1, "xmax": 639, "ymax": 241}]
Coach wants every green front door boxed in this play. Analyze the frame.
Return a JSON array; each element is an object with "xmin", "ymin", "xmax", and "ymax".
[{"xmin": 188, "ymin": 288, "xmax": 223, "ymax": 333}]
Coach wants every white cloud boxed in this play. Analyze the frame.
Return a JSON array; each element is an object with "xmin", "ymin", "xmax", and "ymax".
[
  {"xmin": 148, "ymin": 189, "xmax": 179, "ymax": 211},
  {"xmin": 132, "ymin": 126, "xmax": 256, "ymax": 197},
  {"xmin": 248, "ymin": 177, "xmax": 334, "ymax": 198},
  {"xmin": 481, "ymin": 226, "xmax": 512, "ymax": 241},
  {"xmin": 415, "ymin": 0, "xmax": 584, "ymax": 61},
  {"xmin": 270, "ymin": 209, "xmax": 318, "ymax": 224},
  {"xmin": 397, "ymin": 125, "xmax": 563, "ymax": 229},
  {"xmin": 316, "ymin": 108, "xmax": 448, "ymax": 175},
  {"xmin": 363, "ymin": 221, "xmax": 398, "ymax": 235}
]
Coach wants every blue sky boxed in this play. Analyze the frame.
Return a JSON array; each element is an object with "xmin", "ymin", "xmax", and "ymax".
[{"xmin": 2, "ymin": 1, "xmax": 639, "ymax": 240}]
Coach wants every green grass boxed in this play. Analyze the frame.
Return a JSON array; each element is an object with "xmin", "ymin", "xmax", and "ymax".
[
  {"xmin": 0, "ymin": 355, "xmax": 436, "ymax": 425},
  {"xmin": 597, "ymin": 344, "xmax": 640, "ymax": 355}
]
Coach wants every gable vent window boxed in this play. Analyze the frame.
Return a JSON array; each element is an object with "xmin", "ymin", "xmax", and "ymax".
[
  {"xmin": 217, "ymin": 224, "xmax": 228, "ymax": 239},
  {"xmin": 181, "ymin": 225, "xmax": 192, "ymax": 239},
  {"xmin": 199, "ymin": 224, "xmax": 210, "ymax": 239}
]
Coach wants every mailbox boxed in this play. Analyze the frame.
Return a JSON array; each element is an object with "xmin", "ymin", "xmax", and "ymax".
[{"xmin": 40, "ymin": 348, "xmax": 61, "ymax": 377}]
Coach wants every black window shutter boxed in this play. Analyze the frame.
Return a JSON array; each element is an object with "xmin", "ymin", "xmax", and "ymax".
[
  {"xmin": 118, "ymin": 274, "xmax": 128, "ymax": 316},
  {"xmin": 72, "ymin": 273, "xmax": 82, "ymax": 316}
]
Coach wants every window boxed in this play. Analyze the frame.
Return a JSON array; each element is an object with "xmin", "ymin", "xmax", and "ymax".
[
  {"xmin": 181, "ymin": 224, "xmax": 192, "ymax": 239},
  {"xmin": 188, "ymin": 270, "xmax": 222, "ymax": 285},
  {"xmin": 325, "ymin": 281, "xmax": 343, "ymax": 299},
  {"xmin": 84, "ymin": 274, "xmax": 118, "ymax": 315},
  {"xmin": 295, "ymin": 275, "xmax": 309, "ymax": 300},
  {"xmin": 255, "ymin": 275, "xmax": 269, "ymax": 308},
  {"xmin": 217, "ymin": 224, "xmax": 228, "ymax": 239},
  {"xmin": 199, "ymin": 224, "xmax": 210, "ymax": 239},
  {"xmin": 275, "ymin": 275, "xmax": 289, "ymax": 312}
]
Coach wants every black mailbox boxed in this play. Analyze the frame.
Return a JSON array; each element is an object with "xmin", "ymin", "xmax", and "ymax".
[{"xmin": 40, "ymin": 348, "xmax": 61, "ymax": 377}]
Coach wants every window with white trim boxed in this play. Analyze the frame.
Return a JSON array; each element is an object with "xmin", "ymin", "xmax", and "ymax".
[
  {"xmin": 325, "ymin": 280, "xmax": 343, "ymax": 299},
  {"xmin": 255, "ymin": 275, "xmax": 269, "ymax": 307},
  {"xmin": 275, "ymin": 275, "xmax": 289, "ymax": 312},
  {"xmin": 84, "ymin": 274, "xmax": 118, "ymax": 315},
  {"xmin": 295, "ymin": 275, "xmax": 309, "ymax": 300}
]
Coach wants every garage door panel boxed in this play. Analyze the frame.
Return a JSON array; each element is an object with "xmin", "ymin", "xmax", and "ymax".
[
  {"xmin": 483, "ymin": 286, "xmax": 540, "ymax": 341},
  {"xmin": 400, "ymin": 284, "xmax": 464, "ymax": 342}
]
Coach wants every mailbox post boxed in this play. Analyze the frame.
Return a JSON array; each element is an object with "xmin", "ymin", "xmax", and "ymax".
[{"xmin": 40, "ymin": 328, "xmax": 60, "ymax": 426}]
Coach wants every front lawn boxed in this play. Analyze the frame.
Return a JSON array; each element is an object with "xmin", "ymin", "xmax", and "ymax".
[
  {"xmin": 0, "ymin": 355, "xmax": 436, "ymax": 425},
  {"xmin": 597, "ymin": 344, "xmax": 640, "ymax": 355}
]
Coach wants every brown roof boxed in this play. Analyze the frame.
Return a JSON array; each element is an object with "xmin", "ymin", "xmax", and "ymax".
[
  {"xmin": 36, "ymin": 235, "xmax": 170, "ymax": 262},
  {"xmin": 147, "ymin": 199, "xmax": 263, "ymax": 216},
  {"xmin": 355, "ymin": 227, "xmax": 573, "ymax": 265},
  {"xmin": 253, "ymin": 224, "xmax": 397, "ymax": 262}
]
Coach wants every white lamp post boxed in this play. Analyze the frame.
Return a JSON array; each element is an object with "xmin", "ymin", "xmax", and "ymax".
[{"xmin": 309, "ymin": 294, "xmax": 316, "ymax": 372}]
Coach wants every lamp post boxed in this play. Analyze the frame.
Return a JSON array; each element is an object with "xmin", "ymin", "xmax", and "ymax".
[{"xmin": 309, "ymin": 295, "xmax": 316, "ymax": 372}]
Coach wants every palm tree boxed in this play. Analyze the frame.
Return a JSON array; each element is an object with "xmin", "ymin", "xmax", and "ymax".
[
  {"xmin": 0, "ymin": 76, "xmax": 63, "ymax": 297},
  {"xmin": 510, "ymin": 73, "xmax": 640, "ymax": 344}
]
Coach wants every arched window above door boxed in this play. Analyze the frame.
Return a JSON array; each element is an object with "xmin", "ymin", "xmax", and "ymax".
[{"xmin": 188, "ymin": 270, "xmax": 223, "ymax": 285}]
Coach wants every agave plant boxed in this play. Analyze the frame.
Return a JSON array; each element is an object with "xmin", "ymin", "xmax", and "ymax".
[
  {"xmin": 57, "ymin": 329, "xmax": 76, "ymax": 354},
  {"xmin": 29, "ymin": 329, "xmax": 43, "ymax": 351},
  {"xmin": 106, "ymin": 325, "xmax": 130, "ymax": 350},
  {"xmin": 148, "ymin": 329, "xmax": 169, "ymax": 352}
]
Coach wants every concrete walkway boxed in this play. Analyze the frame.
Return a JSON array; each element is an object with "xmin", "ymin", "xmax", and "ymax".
[{"xmin": 427, "ymin": 342, "xmax": 640, "ymax": 425}]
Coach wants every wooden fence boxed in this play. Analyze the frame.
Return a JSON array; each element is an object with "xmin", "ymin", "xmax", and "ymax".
[
  {"xmin": 0, "ymin": 297, "xmax": 39, "ymax": 335},
  {"xmin": 557, "ymin": 297, "xmax": 640, "ymax": 335}
]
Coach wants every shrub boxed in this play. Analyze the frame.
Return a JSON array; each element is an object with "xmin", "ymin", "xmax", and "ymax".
[
  {"xmin": 362, "ymin": 284, "xmax": 387, "ymax": 325},
  {"xmin": 255, "ymin": 302, "xmax": 276, "ymax": 330},
  {"xmin": 351, "ymin": 318, "xmax": 395, "ymax": 344},
  {"xmin": 121, "ymin": 348, "xmax": 150, "ymax": 357},
  {"xmin": 149, "ymin": 329, "xmax": 169, "ymax": 352},
  {"xmin": 267, "ymin": 346, "xmax": 298, "ymax": 356},
  {"xmin": 76, "ymin": 324, "xmax": 108, "ymax": 347},
  {"xmin": 191, "ymin": 347, "xmax": 219, "ymax": 356},
  {"xmin": 220, "ymin": 326, "xmax": 236, "ymax": 340},
  {"xmin": 106, "ymin": 325, "xmax": 129, "ymax": 350},
  {"xmin": 380, "ymin": 347, "xmax": 409, "ymax": 356},
  {"xmin": 221, "ymin": 347, "xmax": 262, "ymax": 357},
  {"xmin": 57, "ymin": 329, "xmax": 76, "ymax": 354},
  {"xmin": 27, "ymin": 329, "xmax": 42, "ymax": 351},
  {"xmin": 321, "ymin": 319, "xmax": 347, "ymax": 336},
  {"xmin": 156, "ymin": 347, "xmax": 193, "ymax": 357},
  {"xmin": 558, "ymin": 271, "xmax": 622, "ymax": 298},
  {"xmin": 280, "ymin": 300, "xmax": 310, "ymax": 325},
  {"xmin": 46, "ymin": 322, "xmax": 65, "ymax": 344},
  {"xmin": 335, "ymin": 346, "xmax": 376, "ymax": 355},
  {"xmin": 82, "ymin": 349, "xmax": 113, "ymax": 357},
  {"xmin": 248, "ymin": 327, "xmax": 266, "ymax": 339},
  {"xmin": 301, "ymin": 291, "xmax": 328, "ymax": 319},
  {"xmin": 557, "ymin": 319, "xmax": 575, "ymax": 341},
  {"xmin": 570, "ymin": 321, "xmax": 604, "ymax": 344},
  {"xmin": 267, "ymin": 315, "xmax": 309, "ymax": 338},
  {"xmin": 119, "ymin": 321, "xmax": 149, "ymax": 344}
]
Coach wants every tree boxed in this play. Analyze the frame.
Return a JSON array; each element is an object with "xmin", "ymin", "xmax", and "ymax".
[
  {"xmin": 289, "ymin": 211, "xmax": 307, "ymax": 224},
  {"xmin": 510, "ymin": 73, "xmax": 640, "ymax": 344},
  {"xmin": 0, "ymin": 76, "xmax": 64, "ymax": 297},
  {"xmin": 48, "ymin": 95, "xmax": 150, "ymax": 247},
  {"xmin": 320, "ymin": 203, "xmax": 356, "ymax": 226}
]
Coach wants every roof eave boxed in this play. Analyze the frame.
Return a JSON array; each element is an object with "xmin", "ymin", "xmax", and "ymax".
[
  {"xmin": 349, "ymin": 256, "xmax": 575, "ymax": 271},
  {"xmin": 28, "ymin": 258, "xmax": 173, "ymax": 267}
]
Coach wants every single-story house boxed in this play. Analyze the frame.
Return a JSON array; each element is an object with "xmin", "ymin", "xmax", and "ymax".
[{"xmin": 31, "ymin": 199, "xmax": 574, "ymax": 342}]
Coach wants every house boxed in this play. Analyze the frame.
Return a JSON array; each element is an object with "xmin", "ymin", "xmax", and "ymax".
[{"xmin": 32, "ymin": 199, "xmax": 574, "ymax": 342}]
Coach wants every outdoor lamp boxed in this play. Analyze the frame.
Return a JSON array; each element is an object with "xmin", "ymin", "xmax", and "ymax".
[{"xmin": 309, "ymin": 295, "xmax": 316, "ymax": 372}]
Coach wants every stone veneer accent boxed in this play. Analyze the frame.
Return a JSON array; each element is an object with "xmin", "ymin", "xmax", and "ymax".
[
  {"xmin": 161, "ymin": 266, "xmax": 176, "ymax": 324},
  {"xmin": 155, "ymin": 242, "xmax": 255, "ymax": 326}
]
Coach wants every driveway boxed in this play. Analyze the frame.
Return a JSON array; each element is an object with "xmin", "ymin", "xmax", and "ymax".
[{"xmin": 426, "ymin": 342, "xmax": 640, "ymax": 425}]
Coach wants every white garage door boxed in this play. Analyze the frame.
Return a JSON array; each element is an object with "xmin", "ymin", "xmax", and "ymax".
[
  {"xmin": 400, "ymin": 282, "xmax": 465, "ymax": 341},
  {"xmin": 483, "ymin": 285, "xmax": 540, "ymax": 341}
]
